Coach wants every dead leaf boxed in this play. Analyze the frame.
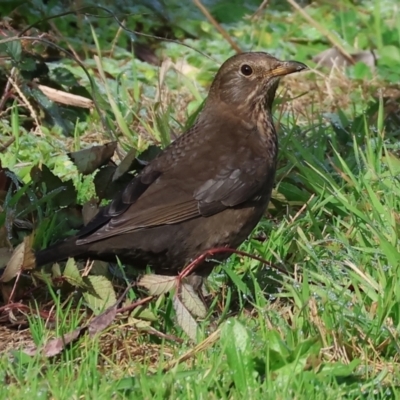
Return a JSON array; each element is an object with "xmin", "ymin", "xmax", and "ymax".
[
  {"xmin": 138, "ymin": 274, "xmax": 177, "ymax": 296},
  {"xmin": 37, "ymin": 84, "xmax": 94, "ymax": 108},
  {"xmin": 88, "ymin": 305, "xmax": 117, "ymax": 336},
  {"xmin": 180, "ymin": 283, "xmax": 207, "ymax": 318},
  {"xmin": 0, "ymin": 235, "xmax": 35, "ymax": 282},
  {"xmin": 0, "ymin": 247, "xmax": 13, "ymax": 269},
  {"xmin": 112, "ymin": 147, "xmax": 137, "ymax": 181},
  {"xmin": 23, "ymin": 327, "xmax": 84, "ymax": 357},
  {"xmin": 173, "ymin": 296, "xmax": 198, "ymax": 341},
  {"xmin": 68, "ymin": 142, "xmax": 117, "ymax": 175},
  {"xmin": 82, "ymin": 198, "xmax": 99, "ymax": 226}
]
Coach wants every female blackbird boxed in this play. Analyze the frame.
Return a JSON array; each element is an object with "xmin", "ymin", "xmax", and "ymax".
[{"xmin": 35, "ymin": 52, "xmax": 307, "ymax": 274}]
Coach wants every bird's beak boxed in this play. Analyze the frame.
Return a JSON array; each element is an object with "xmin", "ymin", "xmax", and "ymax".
[{"xmin": 270, "ymin": 60, "xmax": 308, "ymax": 77}]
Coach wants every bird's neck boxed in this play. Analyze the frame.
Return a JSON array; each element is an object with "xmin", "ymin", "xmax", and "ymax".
[{"xmin": 199, "ymin": 100, "xmax": 278, "ymax": 165}]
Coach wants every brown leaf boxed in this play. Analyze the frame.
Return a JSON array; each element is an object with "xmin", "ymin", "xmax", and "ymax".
[
  {"xmin": 69, "ymin": 142, "xmax": 117, "ymax": 175},
  {"xmin": 112, "ymin": 147, "xmax": 137, "ymax": 181},
  {"xmin": 23, "ymin": 327, "xmax": 84, "ymax": 357},
  {"xmin": 0, "ymin": 247, "xmax": 13, "ymax": 269},
  {"xmin": 88, "ymin": 305, "xmax": 117, "ymax": 337},
  {"xmin": 138, "ymin": 274, "xmax": 177, "ymax": 296},
  {"xmin": 173, "ymin": 296, "xmax": 198, "ymax": 341},
  {"xmin": 0, "ymin": 235, "xmax": 35, "ymax": 282},
  {"xmin": 180, "ymin": 283, "xmax": 207, "ymax": 318},
  {"xmin": 82, "ymin": 198, "xmax": 99, "ymax": 226}
]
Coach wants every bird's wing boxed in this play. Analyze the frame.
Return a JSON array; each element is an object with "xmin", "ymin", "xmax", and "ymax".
[
  {"xmin": 77, "ymin": 156, "xmax": 269, "ymax": 245},
  {"xmin": 194, "ymin": 160, "xmax": 269, "ymax": 216}
]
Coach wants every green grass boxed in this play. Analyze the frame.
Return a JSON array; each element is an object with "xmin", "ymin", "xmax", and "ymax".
[{"xmin": 1, "ymin": 0, "xmax": 400, "ymax": 398}]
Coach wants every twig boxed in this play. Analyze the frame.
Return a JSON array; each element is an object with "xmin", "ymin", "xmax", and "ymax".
[
  {"xmin": 251, "ymin": 0, "xmax": 270, "ymax": 19},
  {"xmin": 49, "ymin": 21, "xmax": 82, "ymax": 63},
  {"xmin": 116, "ymin": 295, "xmax": 154, "ymax": 314},
  {"xmin": 0, "ymin": 67, "xmax": 16, "ymax": 111},
  {"xmin": 7, "ymin": 75, "xmax": 44, "ymax": 137},
  {"xmin": 193, "ymin": 0, "xmax": 242, "ymax": 54},
  {"xmin": 286, "ymin": 0, "xmax": 354, "ymax": 65},
  {"xmin": 163, "ymin": 328, "xmax": 221, "ymax": 371}
]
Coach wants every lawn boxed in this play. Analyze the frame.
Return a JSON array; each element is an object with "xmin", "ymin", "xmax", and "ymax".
[{"xmin": 0, "ymin": 0, "xmax": 400, "ymax": 398}]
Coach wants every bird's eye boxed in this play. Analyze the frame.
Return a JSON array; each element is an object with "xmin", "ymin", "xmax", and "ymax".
[{"xmin": 240, "ymin": 64, "xmax": 253, "ymax": 76}]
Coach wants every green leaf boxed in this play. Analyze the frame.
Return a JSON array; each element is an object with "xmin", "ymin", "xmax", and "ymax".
[
  {"xmin": 221, "ymin": 319, "xmax": 256, "ymax": 392},
  {"xmin": 63, "ymin": 258, "xmax": 85, "ymax": 288},
  {"xmin": 83, "ymin": 275, "xmax": 117, "ymax": 315}
]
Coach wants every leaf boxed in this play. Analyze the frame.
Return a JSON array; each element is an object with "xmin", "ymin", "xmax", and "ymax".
[
  {"xmin": 88, "ymin": 305, "xmax": 117, "ymax": 337},
  {"xmin": 112, "ymin": 147, "xmax": 137, "ymax": 181},
  {"xmin": 68, "ymin": 142, "xmax": 118, "ymax": 175},
  {"xmin": 5, "ymin": 38, "xmax": 22, "ymax": 62},
  {"xmin": 83, "ymin": 275, "xmax": 117, "ymax": 315},
  {"xmin": 0, "ymin": 248, "xmax": 12, "ymax": 269},
  {"xmin": 31, "ymin": 164, "xmax": 76, "ymax": 207},
  {"xmin": 180, "ymin": 283, "xmax": 207, "ymax": 318},
  {"xmin": 29, "ymin": 87, "xmax": 72, "ymax": 135},
  {"xmin": 51, "ymin": 263, "xmax": 62, "ymax": 278},
  {"xmin": 23, "ymin": 327, "xmax": 83, "ymax": 357},
  {"xmin": 94, "ymin": 165, "xmax": 132, "ymax": 201},
  {"xmin": 221, "ymin": 319, "xmax": 255, "ymax": 389},
  {"xmin": 0, "ymin": 235, "xmax": 35, "ymax": 282},
  {"xmin": 82, "ymin": 198, "xmax": 99, "ymax": 226},
  {"xmin": 137, "ymin": 274, "xmax": 177, "ymax": 296},
  {"xmin": 130, "ymin": 145, "xmax": 162, "ymax": 172},
  {"xmin": 63, "ymin": 258, "xmax": 85, "ymax": 288},
  {"xmin": 173, "ymin": 296, "xmax": 198, "ymax": 341}
]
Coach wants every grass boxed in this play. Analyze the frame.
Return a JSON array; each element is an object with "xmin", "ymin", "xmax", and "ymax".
[{"xmin": 1, "ymin": 0, "xmax": 400, "ymax": 398}]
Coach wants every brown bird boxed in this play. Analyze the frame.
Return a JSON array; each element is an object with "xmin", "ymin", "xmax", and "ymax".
[{"xmin": 35, "ymin": 52, "xmax": 307, "ymax": 275}]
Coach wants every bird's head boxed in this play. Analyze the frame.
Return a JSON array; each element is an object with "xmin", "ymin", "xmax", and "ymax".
[{"xmin": 207, "ymin": 52, "xmax": 307, "ymax": 112}]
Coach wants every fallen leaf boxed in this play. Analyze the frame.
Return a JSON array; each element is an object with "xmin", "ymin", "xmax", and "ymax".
[
  {"xmin": 63, "ymin": 258, "xmax": 85, "ymax": 288},
  {"xmin": 83, "ymin": 275, "xmax": 117, "ymax": 315},
  {"xmin": 0, "ymin": 235, "xmax": 35, "ymax": 282},
  {"xmin": 0, "ymin": 247, "xmax": 13, "ymax": 269},
  {"xmin": 68, "ymin": 142, "xmax": 117, "ymax": 175},
  {"xmin": 112, "ymin": 147, "xmax": 137, "ymax": 181},
  {"xmin": 23, "ymin": 327, "xmax": 84, "ymax": 357},
  {"xmin": 82, "ymin": 198, "xmax": 99, "ymax": 226},
  {"xmin": 138, "ymin": 274, "xmax": 177, "ymax": 296},
  {"xmin": 173, "ymin": 296, "xmax": 198, "ymax": 341},
  {"xmin": 88, "ymin": 305, "xmax": 117, "ymax": 336},
  {"xmin": 180, "ymin": 283, "xmax": 207, "ymax": 318}
]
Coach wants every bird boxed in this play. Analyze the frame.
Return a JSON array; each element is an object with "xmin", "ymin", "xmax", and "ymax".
[{"xmin": 34, "ymin": 52, "xmax": 307, "ymax": 276}]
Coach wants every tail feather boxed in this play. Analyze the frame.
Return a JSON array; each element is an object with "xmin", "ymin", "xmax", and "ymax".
[{"xmin": 35, "ymin": 237, "xmax": 83, "ymax": 267}]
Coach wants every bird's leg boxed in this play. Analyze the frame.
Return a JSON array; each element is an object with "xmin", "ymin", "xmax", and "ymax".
[
  {"xmin": 178, "ymin": 247, "xmax": 238, "ymax": 281},
  {"xmin": 178, "ymin": 246, "xmax": 288, "ymax": 282}
]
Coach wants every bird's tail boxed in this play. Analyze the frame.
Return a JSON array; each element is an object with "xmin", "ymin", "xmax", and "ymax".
[{"xmin": 35, "ymin": 237, "xmax": 83, "ymax": 268}]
